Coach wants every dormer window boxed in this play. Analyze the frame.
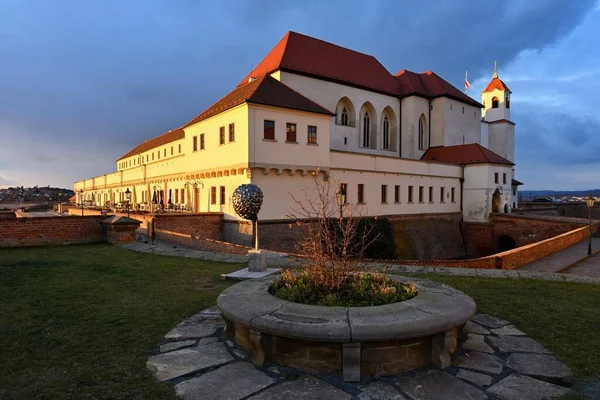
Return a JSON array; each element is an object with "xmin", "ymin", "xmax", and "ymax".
[
  {"xmin": 506, "ymin": 94, "xmax": 510, "ymax": 109},
  {"xmin": 341, "ymin": 107, "xmax": 349, "ymax": 126},
  {"xmin": 492, "ymin": 97, "xmax": 499, "ymax": 108}
]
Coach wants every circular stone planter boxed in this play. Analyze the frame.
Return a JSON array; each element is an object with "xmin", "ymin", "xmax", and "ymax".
[{"xmin": 217, "ymin": 275, "xmax": 476, "ymax": 381}]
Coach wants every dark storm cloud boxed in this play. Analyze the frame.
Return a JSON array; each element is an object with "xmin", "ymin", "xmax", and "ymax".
[
  {"xmin": 0, "ymin": 0, "xmax": 597, "ymax": 188},
  {"xmin": 515, "ymin": 111, "xmax": 600, "ymax": 165}
]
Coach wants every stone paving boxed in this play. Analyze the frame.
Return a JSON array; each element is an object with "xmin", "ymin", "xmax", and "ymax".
[
  {"xmin": 147, "ymin": 306, "xmax": 577, "ymax": 400},
  {"xmin": 519, "ymin": 236, "xmax": 600, "ymax": 275},
  {"xmin": 121, "ymin": 238, "xmax": 600, "ymax": 284}
]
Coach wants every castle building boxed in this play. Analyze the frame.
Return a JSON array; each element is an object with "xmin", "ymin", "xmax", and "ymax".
[{"xmin": 74, "ymin": 31, "xmax": 518, "ymax": 242}]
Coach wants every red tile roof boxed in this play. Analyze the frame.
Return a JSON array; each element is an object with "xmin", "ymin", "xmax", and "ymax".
[
  {"xmin": 240, "ymin": 31, "xmax": 400, "ymax": 96},
  {"xmin": 240, "ymin": 31, "xmax": 482, "ymax": 107},
  {"xmin": 421, "ymin": 143, "xmax": 514, "ymax": 166},
  {"xmin": 483, "ymin": 77, "xmax": 511, "ymax": 93},
  {"xmin": 395, "ymin": 70, "xmax": 483, "ymax": 108},
  {"xmin": 183, "ymin": 75, "xmax": 333, "ymax": 128},
  {"xmin": 117, "ymin": 128, "xmax": 184, "ymax": 161}
]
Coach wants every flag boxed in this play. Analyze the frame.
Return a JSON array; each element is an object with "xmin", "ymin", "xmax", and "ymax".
[{"xmin": 465, "ymin": 79, "xmax": 470, "ymax": 89}]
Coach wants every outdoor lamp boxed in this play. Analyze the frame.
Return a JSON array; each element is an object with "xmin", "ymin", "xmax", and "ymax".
[
  {"xmin": 586, "ymin": 195, "xmax": 595, "ymax": 256},
  {"xmin": 125, "ymin": 188, "xmax": 131, "ymax": 202},
  {"xmin": 79, "ymin": 189, "xmax": 84, "ymax": 216}
]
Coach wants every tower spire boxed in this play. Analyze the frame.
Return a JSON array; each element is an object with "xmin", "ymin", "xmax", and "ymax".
[{"xmin": 493, "ymin": 60, "xmax": 498, "ymax": 78}]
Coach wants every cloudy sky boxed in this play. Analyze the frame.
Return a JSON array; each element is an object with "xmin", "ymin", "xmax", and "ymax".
[{"xmin": 1, "ymin": 0, "xmax": 599, "ymax": 190}]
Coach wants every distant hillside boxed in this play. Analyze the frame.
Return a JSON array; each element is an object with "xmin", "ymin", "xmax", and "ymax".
[{"xmin": 521, "ymin": 189, "xmax": 600, "ymax": 198}]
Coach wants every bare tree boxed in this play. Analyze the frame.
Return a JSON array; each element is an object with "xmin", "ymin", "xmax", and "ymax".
[{"xmin": 285, "ymin": 171, "xmax": 380, "ymax": 292}]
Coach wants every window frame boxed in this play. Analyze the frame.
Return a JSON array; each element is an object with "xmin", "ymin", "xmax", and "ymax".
[
  {"xmin": 494, "ymin": 172, "xmax": 499, "ymax": 184},
  {"xmin": 408, "ymin": 186, "xmax": 414, "ymax": 203},
  {"xmin": 382, "ymin": 116, "xmax": 390, "ymax": 150},
  {"xmin": 381, "ymin": 184, "xmax": 387, "ymax": 204},
  {"xmin": 394, "ymin": 185, "xmax": 400, "ymax": 203},
  {"xmin": 200, "ymin": 134, "xmax": 205, "ymax": 150},
  {"xmin": 193, "ymin": 136, "xmax": 198, "ymax": 152},
  {"xmin": 307, "ymin": 125, "xmax": 317, "ymax": 144},
  {"xmin": 220, "ymin": 186, "xmax": 225, "ymax": 205},
  {"xmin": 362, "ymin": 112, "xmax": 370, "ymax": 148},
  {"xmin": 264, "ymin": 120, "xmax": 275, "ymax": 140},
  {"xmin": 219, "ymin": 126, "xmax": 225, "ymax": 145},
  {"xmin": 229, "ymin": 123, "xmax": 235, "ymax": 142},
  {"xmin": 418, "ymin": 186, "xmax": 424, "ymax": 203},
  {"xmin": 210, "ymin": 186, "xmax": 216, "ymax": 205},
  {"xmin": 428, "ymin": 186, "xmax": 433, "ymax": 203},
  {"xmin": 286, "ymin": 122, "xmax": 297, "ymax": 143},
  {"xmin": 357, "ymin": 184, "xmax": 365, "ymax": 204}
]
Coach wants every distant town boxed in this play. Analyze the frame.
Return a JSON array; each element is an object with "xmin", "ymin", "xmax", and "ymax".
[{"xmin": 0, "ymin": 186, "xmax": 74, "ymax": 207}]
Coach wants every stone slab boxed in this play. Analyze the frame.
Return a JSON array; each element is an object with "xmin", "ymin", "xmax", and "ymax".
[
  {"xmin": 462, "ymin": 334, "xmax": 494, "ymax": 354},
  {"xmin": 487, "ymin": 374, "xmax": 572, "ymax": 399},
  {"xmin": 506, "ymin": 353, "xmax": 571, "ymax": 380},
  {"xmin": 453, "ymin": 351, "xmax": 503, "ymax": 375},
  {"xmin": 146, "ymin": 342, "xmax": 234, "ymax": 381},
  {"xmin": 470, "ymin": 314, "xmax": 510, "ymax": 329},
  {"xmin": 198, "ymin": 337, "xmax": 219, "ymax": 346},
  {"xmin": 456, "ymin": 369, "xmax": 493, "ymax": 387},
  {"xmin": 488, "ymin": 335, "xmax": 551, "ymax": 354},
  {"xmin": 247, "ymin": 376, "xmax": 351, "ymax": 400},
  {"xmin": 464, "ymin": 321, "xmax": 490, "ymax": 335},
  {"xmin": 223, "ymin": 267, "xmax": 281, "ymax": 280},
  {"xmin": 396, "ymin": 370, "xmax": 486, "ymax": 400},
  {"xmin": 165, "ymin": 323, "xmax": 218, "ymax": 340},
  {"xmin": 357, "ymin": 381, "xmax": 406, "ymax": 399},
  {"xmin": 160, "ymin": 340, "xmax": 196, "ymax": 353},
  {"xmin": 490, "ymin": 325, "xmax": 525, "ymax": 336},
  {"xmin": 174, "ymin": 361, "xmax": 274, "ymax": 400}
]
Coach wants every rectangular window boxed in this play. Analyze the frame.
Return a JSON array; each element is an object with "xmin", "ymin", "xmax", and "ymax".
[
  {"xmin": 200, "ymin": 134, "xmax": 205, "ymax": 150},
  {"xmin": 164, "ymin": 149, "xmax": 166, "ymax": 157},
  {"xmin": 357, "ymin": 184, "xmax": 364, "ymax": 203},
  {"xmin": 219, "ymin": 126, "xmax": 225, "ymax": 145},
  {"xmin": 381, "ymin": 185, "xmax": 387, "ymax": 203},
  {"xmin": 408, "ymin": 186, "xmax": 413, "ymax": 203},
  {"xmin": 451, "ymin": 187, "xmax": 456, "ymax": 202},
  {"xmin": 171, "ymin": 146, "xmax": 173, "ymax": 155},
  {"xmin": 180, "ymin": 189, "xmax": 184, "ymax": 204},
  {"xmin": 429, "ymin": 186, "xmax": 433, "ymax": 203},
  {"xmin": 178, "ymin": 144, "xmax": 181, "ymax": 154},
  {"xmin": 307, "ymin": 125, "xmax": 317, "ymax": 144},
  {"xmin": 152, "ymin": 153, "xmax": 154, "ymax": 161},
  {"xmin": 157, "ymin": 151, "xmax": 160, "ymax": 159},
  {"xmin": 175, "ymin": 189, "xmax": 179, "ymax": 204},
  {"xmin": 494, "ymin": 172, "xmax": 499, "ymax": 184},
  {"xmin": 440, "ymin": 187, "xmax": 445, "ymax": 203},
  {"xmin": 503, "ymin": 173, "xmax": 507, "ymax": 184},
  {"xmin": 340, "ymin": 183, "xmax": 347, "ymax": 204},
  {"xmin": 394, "ymin": 185, "xmax": 400, "ymax": 203},
  {"xmin": 220, "ymin": 186, "xmax": 225, "ymax": 205},
  {"xmin": 418, "ymin": 186, "xmax": 424, "ymax": 203},
  {"xmin": 286, "ymin": 123, "xmax": 297, "ymax": 142},
  {"xmin": 210, "ymin": 186, "xmax": 216, "ymax": 205},
  {"xmin": 193, "ymin": 136, "xmax": 198, "ymax": 152},
  {"xmin": 512, "ymin": 186, "xmax": 517, "ymax": 196},
  {"xmin": 264, "ymin": 120, "xmax": 275, "ymax": 140},
  {"xmin": 229, "ymin": 123, "xmax": 235, "ymax": 142}
]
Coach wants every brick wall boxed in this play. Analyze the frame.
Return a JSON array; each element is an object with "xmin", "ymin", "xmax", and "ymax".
[
  {"xmin": 461, "ymin": 222, "xmax": 494, "ymax": 257},
  {"xmin": 155, "ymin": 229, "xmax": 250, "ymax": 256},
  {"xmin": 0, "ymin": 216, "xmax": 106, "ymax": 247},
  {"xmin": 389, "ymin": 223, "xmax": 599, "ymax": 270},
  {"xmin": 386, "ymin": 213, "xmax": 465, "ymax": 260},
  {"xmin": 490, "ymin": 214, "xmax": 584, "ymax": 247}
]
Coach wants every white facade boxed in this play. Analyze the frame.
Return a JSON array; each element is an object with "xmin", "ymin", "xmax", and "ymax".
[{"xmin": 75, "ymin": 36, "xmax": 517, "ymax": 225}]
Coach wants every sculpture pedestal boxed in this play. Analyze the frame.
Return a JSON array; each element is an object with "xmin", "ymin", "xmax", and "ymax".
[{"xmin": 248, "ymin": 250, "xmax": 267, "ymax": 272}]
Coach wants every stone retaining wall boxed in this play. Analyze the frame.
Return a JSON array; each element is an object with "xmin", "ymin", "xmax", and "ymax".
[
  {"xmin": 391, "ymin": 224, "xmax": 599, "ymax": 270},
  {"xmin": 155, "ymin": 229, "xmax": 250, "ymax": 256}
]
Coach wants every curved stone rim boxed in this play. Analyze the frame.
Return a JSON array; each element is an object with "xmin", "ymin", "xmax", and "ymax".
[{"xmin": 217, "ymin": 275, "xmax": 476, "ymax": 342}]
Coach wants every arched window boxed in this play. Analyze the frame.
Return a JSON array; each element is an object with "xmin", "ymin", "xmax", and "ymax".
[
  {"xmin": 341, "ymin": 107, "xmax": 349, "ymax": 126},
  {"xmin": 418, "ymin": 115, "xmax": 427, "ymax": 150},
  {"xmin": 492, "ymin": 97, "xmax": 499, "ymax": 108},
  {"xmin": 362, "ymin": 112, "xmax": 370, "ymax": 148},
  {"xmin": 506, "ymin": 94, "xmax": 510, "ymax": 109},
  {"xmin": 382, "ymin": 116, "xmax": 390, "ymax": 150}
]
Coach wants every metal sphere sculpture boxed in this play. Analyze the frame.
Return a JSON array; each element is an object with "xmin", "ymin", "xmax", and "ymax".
[{"xmin": 232, "ymin": 184, "xmax": 263, "ymax": 221}]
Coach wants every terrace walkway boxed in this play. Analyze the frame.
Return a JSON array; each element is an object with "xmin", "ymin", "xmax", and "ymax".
[
  {"xmin": 120, "ymin": 236, "xmax": 600, "ymax": 285},
  {"xmin": 518, "ymin": 236, "xmax": 600, "ymax": 276}
]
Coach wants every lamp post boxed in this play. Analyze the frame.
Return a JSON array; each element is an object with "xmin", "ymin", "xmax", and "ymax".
[
  {"xmin": 125, "ymin": 188, "xmax": 131, "ymax": 218},
  {"xmin": 586, "ymin": 195, "xmax": 595, "ymax": 256},
  {"xmin": 335, "ymin": 188, "xmax": 346, "ymax": 219},
  {"xmin": 79, "ymin": 189, "xmax": 84, "ymax": 216}
]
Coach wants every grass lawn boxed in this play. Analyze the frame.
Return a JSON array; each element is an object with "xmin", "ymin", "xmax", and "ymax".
[{"xmin": 1, "ymin": 244, "xmax": 599, "ymax": 399}]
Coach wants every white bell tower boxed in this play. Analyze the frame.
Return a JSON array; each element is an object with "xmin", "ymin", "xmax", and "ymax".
[{"xmin": 481, "ymin": 62, "xmax": 515, "ymax": 162}]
